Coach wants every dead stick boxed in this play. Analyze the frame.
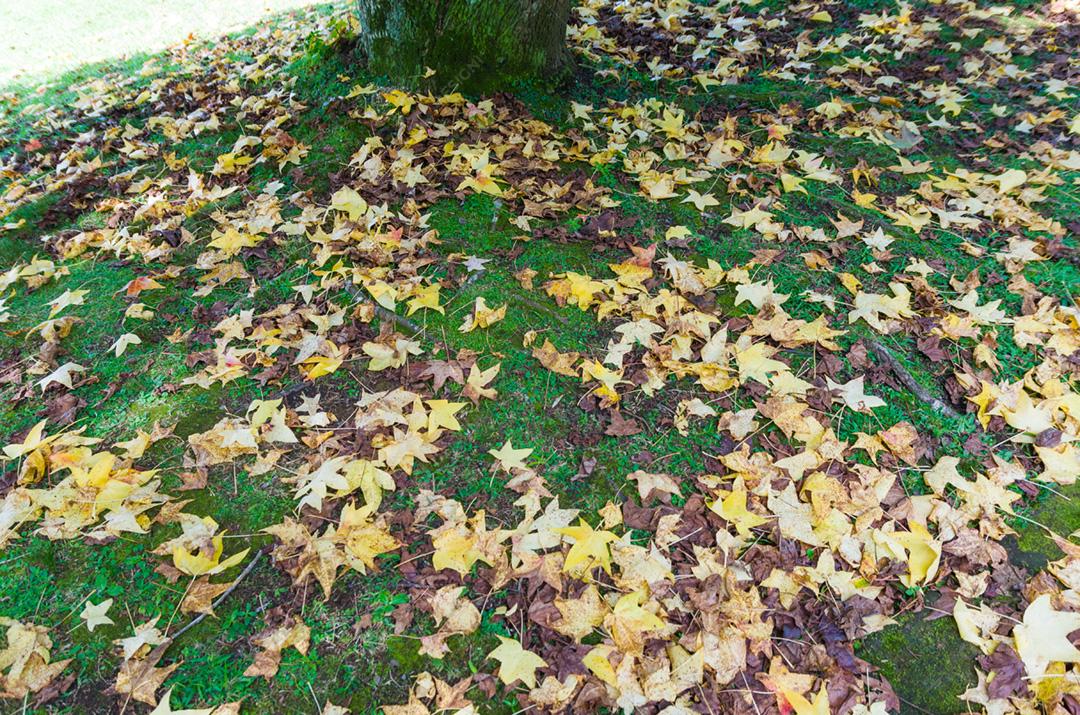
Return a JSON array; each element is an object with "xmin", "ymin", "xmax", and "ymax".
[
  {"xmin": 374, "ymin": 304, "xmax": 423, "ymax": 335},
  {"xmin": 170, "ymin": 548, "xmax": 266, "ymax": 641},
  {"xmin": 343, "ymin": 282, "xmax": 424, "ymax": 335},
  {"xmin": 866, "ymin": 339, "xmax": 962, "ymax": 420},
  {"xmin": 509, "ymin": 294, "xmax": 568, "ymax": 325}
]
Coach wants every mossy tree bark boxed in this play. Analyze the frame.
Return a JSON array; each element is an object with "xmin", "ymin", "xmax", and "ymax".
[{"xmin": 355, "ymin": 0, "xmax": 572, "ymax": 93}]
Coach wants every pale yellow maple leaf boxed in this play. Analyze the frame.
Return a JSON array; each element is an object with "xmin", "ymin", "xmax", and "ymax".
[
  {"xmin": 338, "ymin": 503, "xmax": 399, "ymax": 573},
  {"xmin": 37, "ymin": 362, "xmax": 86, "ymax": 391},
  {"xmin": 605, "ymin": 590, "xmax": 667, "ymax": 654},
  {"xmin": 583, "ymin": 644, "xmax": 617, "ymax": 686},
  {"xmin": 553, "ymin": 585, "xmax": 607, "ymax": 641},
  {"xmin": 0, "ymin": 618, "xmax": 71, "ymax": 698},
  {"xmin": 953, "ymin": 599, "xmax": 1001, "ymax": 655},
  {"xmin": 459, "ymin": 297, "xmax": 507, "ymax": 333},
  {"xmin": 1014, "ymin": 595, "xmax": 1080, "ymax": 678},
  {"xmin": 329, "ymin": 185, "xmax": 368, "ymax": 221},
  {"xmin": 875, "ymin": 521, "xmax": 940, "ymax": 587},
  {"xmin": 3, "ymin": 420, "xmax": 52, "ymax": 459},
  {"xmin": 487, "ymin": 636, "xmax": 547, "ymax": 689},
  {"xmin": 708, "ymin": 484, "xmax": 768, "ymax": 536},
  {"xmin": 489, "ymin": 441, "xmax": 533, "ymax": 472},
  {"xmin": 555, "ymin": 519, "xmax": 618, "ymax": 575},
  {"xmin": 148, "ymin": 688, "xmax": 216, "ymax": 715},
  {"xmin": 781, "ymin": 684, "xmax": 831, "ymax": 715},
  {"xmin": 826, "ymin": 376, "xmax": 886, "ymax": 412},
  {"xmin": 462, "ymin": 362, "xmax": 500, "ymax": 403},
  {"xmin": 627, "ymin": 470, "xmax": 681, "ymax": 501},
  {"xmin": 243, "ymin": 620, "xmax": 310, "ymax": 680},
  {"xmin": 80, "ymin": 598, "xmax": 114, "ymax": 632}
]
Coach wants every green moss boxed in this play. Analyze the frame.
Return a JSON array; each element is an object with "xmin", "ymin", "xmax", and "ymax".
[
  {"xmin": 858, "ymin": 612, "xmax": 979, "ymax": 715},
  {"xmin": 356, "ymin": 1, "xmax": 570, "ymax": 95},
  {"xmin": 1008, "ymin": 483, "xmax": 1080, "ymax": 571}
]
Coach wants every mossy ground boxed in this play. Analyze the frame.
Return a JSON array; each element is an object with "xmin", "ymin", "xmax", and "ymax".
[{"xmin": 0, "ymin": 1, "xmax": 1077, "ymax": 713}]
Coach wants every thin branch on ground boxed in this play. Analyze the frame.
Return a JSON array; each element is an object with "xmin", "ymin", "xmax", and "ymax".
[
  {"xmin": 170, "ymin": 548, "xmax": 267, "ymax": 641},
  {"xmin": 866, "ymin": 338, "xmax": 962, "ymax": 420}
]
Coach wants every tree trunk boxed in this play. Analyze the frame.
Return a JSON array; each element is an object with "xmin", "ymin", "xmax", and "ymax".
[{"xmin": 355, "ymin": 0, "xmax": 572, "ymax": 93}]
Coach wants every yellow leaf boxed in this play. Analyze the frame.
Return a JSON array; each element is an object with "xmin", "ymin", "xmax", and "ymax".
[
  {"xmin": 110, "ymin": 332, "xmax": 142, "ymax": 357},
  {"xmin": 46, "ymin": 289, "xmax": 87, "ymax": 318},
  {"xmin": 405, "ymin": 283, "xmax": 442, "ymax": 316},
  {"xmin": 708, "ymin": 484, "xmax": 767, "ymax": 536},
  {"xmin": 300, "ymin": 354, "xmax": 344, "ymax": 380},
  {"xmin": 583, "ymin": 644, "xmax": 617, "ymax": 686},
  {"xmin": 79, "ymin": 599, "xmax": 114, "ymax": 632},
  {"xmin": 488, "ymin": 440, "xmax": 532, "ymax": 472},
  {"xmin": 1014, "ymin": 595, "xmax": 1080, "ymax": 679},
  {"xmin": 780, "ymin": 684, "xmax": 831, "ymax": 715},
  {"xmin": 463, "ymin": 362, "xmax": 500, "ymax": 403},
  {"xmin": 781, "ymin": 173, "xmax": 807, "ymax": 194},
  {"xmin": 605, "ymin": 590, "xmax": 666, "ymax": 653},
  {"xmin": 173, "ymin": 535, "xmax": 249, "ymax": 577},
  {"xmin": 877, "ymin": 521, "xmax": 940, "ymax": 587},
  {"xmin": 0, "ymin": 618, "xmax": 71, "ymax": 699},
  {"xmin": 487, "ymin": 636, "xmax": 547, "ymax": 689},
  {"xmin": 338, "ymin": 503, "xmax": 399, "ymax": 573},
  {"xmin": 329, "ymin": 186, "xmax": 368, "ymax": 221},
  {"xmin": 431, "ymin": 529, "xmax": 483, "ymax": 575},
  {"xmin": 147, "ymin": 687, "xmax": 214, "ymax": 714},
  {"xmin": 458, "ymin": 171, "xmax": 504, "ymax": 196},
  {"xmin": 734, "ymin": 340, "xmax": 789, "ymax": 386},
  {"xmin": 682, "ymin": 189, "xmax": 719, "ymax": 211},
  {"xmin": 1036, "ymin": 444, "xmax": 1080, "ymax": 486},
  {"xmin": 343, "ymin": 459, "xmax": 395, "ymax": 511},
  {"xmin": 553, "ymin": 585, "xmax": 607, "ymax": 641},
  {"xmin": 555, "ymin": 519, "xmax": 618, "ymax": 575},
  {"xmin": 381, "ymin": 89, "xmax": 415, "ymax": 114},
  {"xmin": 838, "ymin": 273, "xmax": 861, "ymax": 295},
  {"xmin": 532, "ymin": 339, "xmax": 580, "ymax": 377},
  {"xmin": 426, "ymin": 400, "xmax": 465, "ymax": 433},
  {"xmin": 852, "ymin": 190, "xmax": 877, "ymax": 208},
  {"xmin": 459, "ymin": 297, "xmax": 506, "ymax": 332},
  {"xmin": 207, "ymin": 227, "xmax": 259, "ymax": 255},
  {"xmin": 3, "ymin": 420, "xmax": 50, "ymax": 459},
  {"xmin": 991, "ymin": 168, "xmax": 1026, "ymax": 194}
]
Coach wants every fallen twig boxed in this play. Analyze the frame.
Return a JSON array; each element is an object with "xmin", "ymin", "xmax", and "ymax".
[
  {"xmin": 866, "ymin": 339, "xmax": 962, "ymax": 420},
  {"xmin": 342, "ymin": 282, "xmax": 425, "ymax": 335},
  {"xmin": 374, "ymin": 304, "xmax": 423, "ymax": 335},
  {"xmin": 278, "ymin": 381, "xmax": 313, "ymax": 402},
  {"xmin": 509, "ymin": 294, "xmax": 569, "ymax": 325},
  {"xmin": 170, "ymin": 547, "xmax": 267, "ymax": 641}
]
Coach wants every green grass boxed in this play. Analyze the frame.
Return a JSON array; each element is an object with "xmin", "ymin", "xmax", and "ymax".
[{"xmin": 0, "ymin": 1, "xmax": 1077, "ymax": 713}]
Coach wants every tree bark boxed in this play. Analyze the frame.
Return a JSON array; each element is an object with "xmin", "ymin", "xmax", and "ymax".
[{"xmin": 355, "ymin": 0, "xmax": 572, "ymax": 93}]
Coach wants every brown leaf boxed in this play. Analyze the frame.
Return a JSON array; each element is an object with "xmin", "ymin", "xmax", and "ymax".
[
  {"xmin": 31, "ymin": 673, "xmax": 74, "ymax": 708},
  {"xmin": 178, "ymin": 468, "xmax": 208, "ymax": 491},
  {"xmin": 113, "ymin": 643, "xmax": 177, "ymax": 706},
  {"xmin": 1035, "ymin": 428, "xmax": 1063, "ymax": 448},
  {"xmin": 916, "ymin": 335, "xmax": 949, "ymax": 363},
  {"xmin": 43, "ymin": 393, "xmax": 83, "ymax": 426},
  {"xmin": 243, "ymin": 619, "xmax": 310, "ymax": 680},
  {"xmin": 180, "ymin": 577, "xmax": 232, "ymax": 615},
  {"xmin": 605, "ymin": 411, "xmax": 641, "ymax": 436},
  {"xmin": 417, "ymin": 360, "xmax": 465, "ymax": 391}
]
